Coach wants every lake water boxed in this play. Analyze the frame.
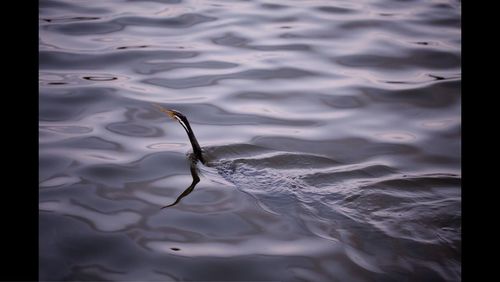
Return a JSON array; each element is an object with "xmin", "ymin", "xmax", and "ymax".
[{"xmin": 39, "ymin": 0, "xmax": 461, "ymax": 281}]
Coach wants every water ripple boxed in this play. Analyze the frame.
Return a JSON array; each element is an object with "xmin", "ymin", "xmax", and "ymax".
[
  {"xmin": 143, "ymin": 67, "xmax": 319, "ymax": 89},
  {"xmin": 45, "ymin": 14, "xmax": 217, "ymax": 35},
  {"xmin": 335, "ymin": 49, "xmax": 460, "ymax": 70},
  {"xmin": 39, "ymin": 50, "xmax": 199, "ymax": 69},
  {"xmin": 135, "ymin": 60, "xmax": 239, "ymax": 75}
]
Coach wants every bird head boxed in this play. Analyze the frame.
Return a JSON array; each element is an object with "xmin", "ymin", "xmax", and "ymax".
[{"xmin": 153, "ymin": 104, "xmax": 191, "ymax": 133}]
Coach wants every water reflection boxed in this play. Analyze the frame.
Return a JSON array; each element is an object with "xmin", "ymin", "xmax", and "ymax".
[{"xmin": 162, "ymin": 156, "xmax": 200, "ymax": 209}]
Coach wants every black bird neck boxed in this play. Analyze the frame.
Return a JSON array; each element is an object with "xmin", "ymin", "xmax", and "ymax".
[
  {"xmin": 182, "ymin": 120, "xmax": 205, "ymax": 164},
  {"xmin": 188, "ymin": 129, "xmax": 205, "ymax": 164}
]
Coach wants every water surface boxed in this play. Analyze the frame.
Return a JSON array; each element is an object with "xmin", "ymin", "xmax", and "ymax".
[{"xmin": 39, "ymin": 0, "xmax": 461, "ymax": 281}]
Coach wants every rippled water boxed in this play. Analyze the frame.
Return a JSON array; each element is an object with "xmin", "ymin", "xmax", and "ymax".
[{"xmin": 39, "ymin": 0, "xmax": 461, "ymax": 281}]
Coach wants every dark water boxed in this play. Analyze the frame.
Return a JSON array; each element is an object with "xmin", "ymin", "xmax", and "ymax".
[{"xmin": 39, "ymin": 0, "xmax": 461, "ymax": 281}]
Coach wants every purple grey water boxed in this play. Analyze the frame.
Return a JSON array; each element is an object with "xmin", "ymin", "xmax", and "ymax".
[{"xmin": 39, "ymin": 0, "xmax": 461, "ymax": 281}]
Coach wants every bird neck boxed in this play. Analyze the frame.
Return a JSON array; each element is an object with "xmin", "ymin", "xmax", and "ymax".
[
  {"xmin": 181, "ymin": 120, "xmax": 205, "ymax": 164},
  {"xmin": 187, "ymin": 131, "xmax": 205, "ymax": 164}
]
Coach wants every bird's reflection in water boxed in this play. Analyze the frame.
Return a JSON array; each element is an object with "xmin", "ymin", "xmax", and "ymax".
[{"xmin": 162, "ymin": 157, "xmax": 200, "ymax": 209}]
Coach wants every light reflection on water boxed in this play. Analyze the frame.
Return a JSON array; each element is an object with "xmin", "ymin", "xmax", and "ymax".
[{"xmin": 39, "ymin": 0, "xmax": 461, "ymax": 281}]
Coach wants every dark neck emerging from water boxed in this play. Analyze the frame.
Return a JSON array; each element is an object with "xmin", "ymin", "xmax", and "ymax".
[
  {"xmin": 188, "ymin": 131, "xmax": 205, "ymax": 164},
  {"xmin": 184, "ymin": 122, "xmax": 205, "ymax": 164}
]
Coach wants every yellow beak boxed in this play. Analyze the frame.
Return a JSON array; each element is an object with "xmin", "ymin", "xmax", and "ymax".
[{"xmin": 152, "ymin": 103, "xmax": 176, "ymax": 120}]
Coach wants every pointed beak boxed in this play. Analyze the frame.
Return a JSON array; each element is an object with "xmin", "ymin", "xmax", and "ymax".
[{"xmin": 153, "ymin": 104, "xmax": 177, "ymax": 120}]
